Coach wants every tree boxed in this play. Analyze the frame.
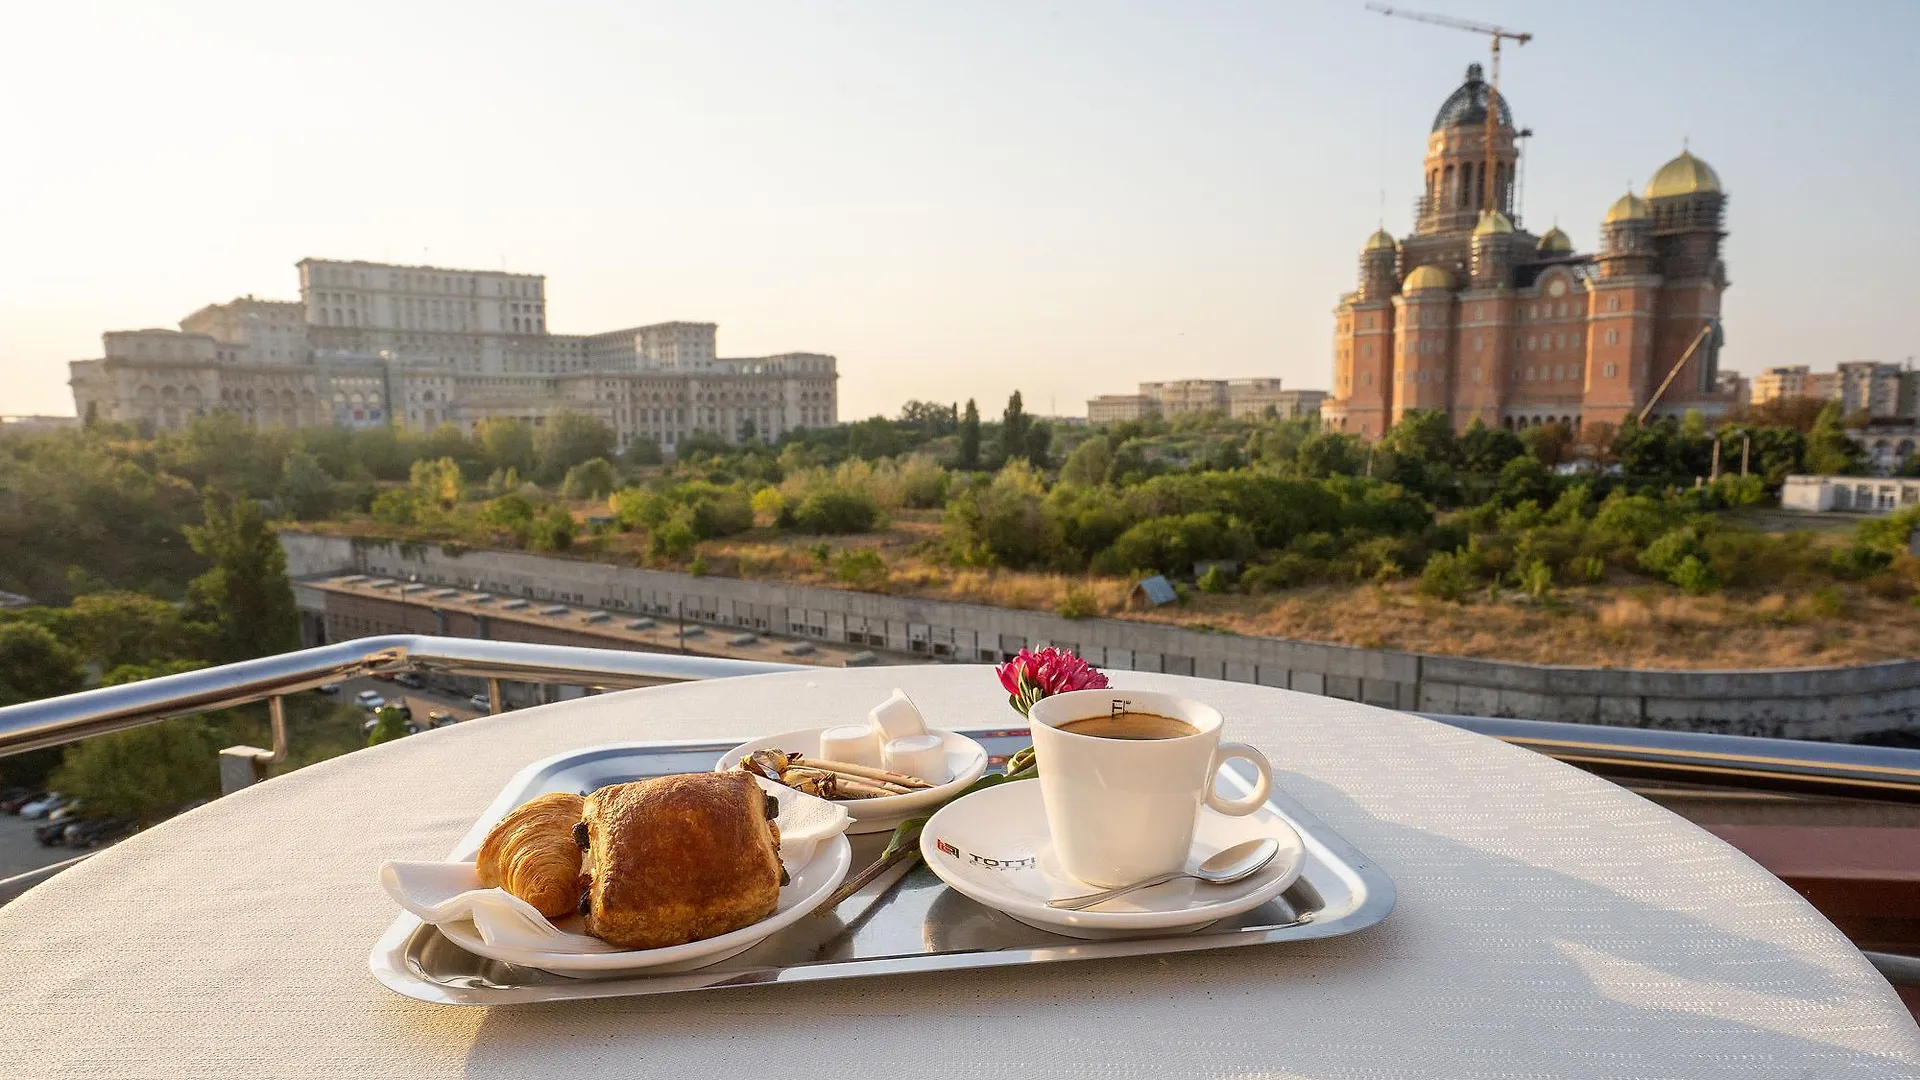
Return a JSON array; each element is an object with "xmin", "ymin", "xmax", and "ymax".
[
  {"xmin": 1000, "ymin": 392, "xmax": 1031, "ymax": 465},
  {"xmin": 1805, "ymin": 402, "xmax": 1867, "ymax": 476},
  {"xmin": 1025, "ymin": 419, "xmax": 1054, "ymax": 469},
  {"xmin": 957, "ymin": 399, "xmax": 982, "ymax": 470},
  {"xmin": 279, "ymin": 449, "xmax": 336, "ymax": 520},
  {"xmin": 535, "ymin": 411, "xmax": 616, "ymax": 482},
  {"xmin": 182, "ymin": 495, "xmax": 299, "ymax": 663},
  {"xmin": 1294, "ymin": 431, "xmax": 1366, "ymax": 478},
  {"xmin": 560, "ymin": 457, "xmax": 616, "ymax": 500},
  {"xmin": 1746, "ymin": 395, "xmax": 1831, "ymax": 434},
  {"xmin": 52, "ymin": 714, "xmax": 221, "ymax": 822},
  {"xmin": 408, "ymin": 456, "xmax": 463, "ymax": 509},
  {"xmin": 476, "ymin": 418, "xmax": 537, "ymax": 476},
  {"xmin": 527, "ymin": 506, "xmax": 576, "ymax": 552},
  {"xmin": 1520, "ymin": 422, "xmax": 1574, "ymax": 469},
  {"xmin": 621, "ymin": 436, "xmax": 664, "ymax": 467},
  {"xmin": 898, "ymin": 400, "xmax": 957, "ymax": 436},
  {"xmin": 367, "ymin": 705, "xmax": 410, "ymax": 746},
  {"xmin": 1459, "ymin": 418, "xmax": 1525, "ymax": 475},
  {"xmin": 0, "ymin": 622, "xmax": 85, "ymax": 706},
  {"xmin": 61, "ymin": 591, "xmax": 201, "ymax": 671},
  {"xmin": 1061, "ymin": 435, "xmax": 1114, "ymax": 487}
]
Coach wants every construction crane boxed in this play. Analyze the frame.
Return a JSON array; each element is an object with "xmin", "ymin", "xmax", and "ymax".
[
  {"xmin": 1638, "ymin": 320, "xmax": 1721, "ymax": 425},
  {"xmin": 1367, "ymin": 4, "xmax": 1530, "ymax": 218}
]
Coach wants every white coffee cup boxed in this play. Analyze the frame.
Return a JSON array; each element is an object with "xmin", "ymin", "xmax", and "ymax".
[{"xmin": 1027, "ymin": 689, "xmax": 1273, "ymax": 888}]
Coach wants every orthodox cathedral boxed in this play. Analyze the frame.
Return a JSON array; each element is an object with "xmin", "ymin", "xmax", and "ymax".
[{"xmin": 1323, "ymin": 64, "xmax": 1732, "ymax": 438}]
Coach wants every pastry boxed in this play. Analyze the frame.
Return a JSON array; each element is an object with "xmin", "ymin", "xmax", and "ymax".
[
  {"xmin": 476, "ymin": 791, "xmax": 586, "ymax": 919},
  {"xmin": 579, "ymin": 772, "xmax": 783, "ymax": 949}
]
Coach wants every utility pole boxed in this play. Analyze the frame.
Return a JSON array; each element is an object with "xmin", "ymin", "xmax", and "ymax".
[
  {"xmin": 1709, "ymin": 438, "xmax": 1721, "ymax": 482},
  {"xmin": 1741, "ymin": 434, "xmax": 1751, "ymax": 477},
  {"xmin": 677, "ymin": 599, "xmax": 686, "ymax": 654}
]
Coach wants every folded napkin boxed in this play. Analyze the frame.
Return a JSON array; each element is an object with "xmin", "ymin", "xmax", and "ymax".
[{"xmin": 380, "ymin": 776, "xmax": 849, "ymax": 955}]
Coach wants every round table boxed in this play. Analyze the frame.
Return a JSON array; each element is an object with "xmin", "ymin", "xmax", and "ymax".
[{"xmin": 3, "ymin": 667, "xmax": 1916, "ymax": 1078}]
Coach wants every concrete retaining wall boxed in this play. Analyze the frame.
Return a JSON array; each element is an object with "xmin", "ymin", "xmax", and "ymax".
[{"xmin": 281, "ymin": 532, "xmax": 1920, "ymax": 740}]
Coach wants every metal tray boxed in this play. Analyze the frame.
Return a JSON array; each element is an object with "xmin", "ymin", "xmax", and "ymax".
[{"xmin": 370, "ymin": 729, "xmax": 1395, "ymax": 1005}]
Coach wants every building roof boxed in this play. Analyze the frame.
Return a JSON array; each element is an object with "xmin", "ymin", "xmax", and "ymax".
[
  {"xmin": 1403, "ymin": 265, "xmax": 1453, "ymax": 292},
  {"xmin": 1536, "ymin": 225, "xmax": 1573, "ymax": 252},
  {"xmin": 1130, "ymin": 576, "xmax": 1177, "ymax": 606},
  {"xmin": 1363, "ymin": 228, "xmax": 1398, "ymax": 252},
  {"xmin": 1472, "ymin": 210, "xmax": 1516, "ymax": 237},
  {"xmin": 1432, "ymin": 63, "xmax": 1514, "ymax": 132},
  {"xmin": 1646, "ymin": 150, "xmax": 1722, "ymax": 199},
  {"xmin": 1604, "ymin": 191, "xmax": 1652, "ymax": 223}
]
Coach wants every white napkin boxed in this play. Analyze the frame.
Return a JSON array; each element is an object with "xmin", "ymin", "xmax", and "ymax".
[{"xmin": 379, "ymin": 776, "xmax": 849, "ymax": 955}]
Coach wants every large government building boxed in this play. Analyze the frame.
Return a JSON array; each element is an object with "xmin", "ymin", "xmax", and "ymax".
[
  {"xmin": 69, "ymin": 259, "xmax": 838, "ymax": 453},
  {"xmin": 1322, "ymin": 65, "xmax": 1735, "ymax": 438}
]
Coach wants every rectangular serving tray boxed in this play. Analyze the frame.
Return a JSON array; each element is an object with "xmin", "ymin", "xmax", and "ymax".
[{"xmin": 370, "ymin": 729, "xmax": 1395, "ymax": 1005}]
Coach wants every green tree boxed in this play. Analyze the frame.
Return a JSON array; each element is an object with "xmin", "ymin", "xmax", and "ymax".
[
  {"xmin": 369, "ymin": 489, "xmax": 419, "ymax": 525},
  {"xmin": 182, "ymin": 495, "xmax": 299, "ymax": 663},
  {"xmin": 1025, "ymin": 419, "xmax": 1054, "ymax": 469},
  {"xmin": 0, "ymin": 622, "xmax": 86, "ymax": 706},
  {"xmin": 527, "ymin": 506, "xmax": 576, "ymax": 552},
  {"xmin": 1805, "ymin": 401, "xmax": 1867, "ymax": 476},
  {"xmin": 409, "ymin": 456, "xmax": 463, "ymax": 509},
  {"xmin": 279, "ymin": 449, "xmax": 337, "ymax": 520},
  {"xmin": 958, "ymin": 399, "xmax": 982, "ymax": 470},
  {"xmin": 535, "ymin": 411, "xmax": 615, "ymax": 483},
  {"xmin": 560, "ymin": 457, "xmax": 616, "ymax": 499},
  {"xmin": 48, "ymin": 661, "xmax": 220, "ymax": 821},
  {"xmin": 621, "ymin": 436, "xmax": 664, "ymax": 467},
  {"xmin": 476, "ymin": 418, "xmax": 538, "ymax": 477},
  {"xmin": 1000, "ymin": 392, "xmax": 1032, "ymax": 465},
  {"xmin": 61, "ymin": 592, "xmax": 200, "ymax": 670},
  {"xmin": 1294, "ymin": 431, "xmax": 1366, "ymax": 478},
  {"xmin": 367, "ymin": 705, "xmax": 410, "ymax": 746},
  {"xmin": 1459, "ymin": 419, "xmax": 1525, "ymax": 475},
  {"xmin": 1060, "ymin": 435, "xmax": 1114, "ymax": 487}
]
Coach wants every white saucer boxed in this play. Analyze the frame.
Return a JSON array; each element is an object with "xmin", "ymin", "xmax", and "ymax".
[
  {"xmin": 436, "ymin": 834, "xmax": 851, "ymax": 977},
  {"xmin": 717, "ymin": 728, "xmax": 989, "ymax": 835},
  {"xmin": 918, "ymin": 781, "xmax": 1305, "ymax": 940}
]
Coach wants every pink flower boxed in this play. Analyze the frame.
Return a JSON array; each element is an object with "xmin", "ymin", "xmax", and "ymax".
[{"xmin": 996, "ymin": 647, "xmax": 1109, "ymax": 716}]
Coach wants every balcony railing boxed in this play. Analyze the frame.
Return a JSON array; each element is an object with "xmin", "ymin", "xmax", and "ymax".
[{"xmin": 2, "ymin": 636, "xmax": 1916, "ymax": 988}]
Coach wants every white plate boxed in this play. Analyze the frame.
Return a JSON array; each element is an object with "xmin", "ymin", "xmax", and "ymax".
[
  {"xmin": 435, "ymin": 834, "xmax": 851, "ymax": 976},
  {"xmin": 717, "ymin": 728, "xmax": 990, "ymax": 835},
  {"xmin": 919, "ymin": 780, "xmax": 1305, "ymax": 940}
]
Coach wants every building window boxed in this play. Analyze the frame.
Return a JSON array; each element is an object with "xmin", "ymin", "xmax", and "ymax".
[
  {"xmin": 1526, "ymin": 337, "xmax": 1536, "ymax": 351},
  {"xmin": 1607, "ymin": 296, "xmax": 1620, "ymax": 312},
  {"xmin": 1606, "ymin": 329, "xmax": 1618, "ymax": 345},
  {"xmin": 1604, "ymin": 363, "xmax": 1618, "ymax": 378}
]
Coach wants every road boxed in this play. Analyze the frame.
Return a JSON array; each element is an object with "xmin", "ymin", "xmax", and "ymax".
[{"xmin": 323, "ymin": 674, "xmax": 488, "ymax": 729}]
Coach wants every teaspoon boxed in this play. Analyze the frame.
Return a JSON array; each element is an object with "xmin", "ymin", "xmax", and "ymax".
[{"xmin": 1046, "ymin": 836, "xmax": 1281, "ymax": 911}]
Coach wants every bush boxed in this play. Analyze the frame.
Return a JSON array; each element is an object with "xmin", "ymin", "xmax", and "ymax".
[
  {"xmin": 560, "ymin": 458, "xmax": 616, "ymax": 500},
  {"xmin": 1417, "ymin": 551, "xmax": 1475, "ymax": 602},
  {"xmin": 1100, "ymin": 512, "xmax": 1253, "ymax": 578},
  {"xmin": 689, "ymin": 553, "xmax": 711, "ymax": 578},
  {"xmin": 367, "ymin": 706, "xmax": 410, "ymax": 746},
  {"xmin": 689, "ymin": 489, "xmax": 755, "ymax": 539},
  {"xmin": 1669, "ymin": 555, "xmax": 1720, "ymax": 595},
  {"xmin": 792, "ymin": 489, "xmax": 881, "ymax": 534},
  {"xmin": 1196, "ymin": 564, "xmax": 1232, "ymax": 594},
  {"xmin": 943, "ymin": 462, "xmax": 1063, "ymax": 569},
  {"xmin": 369, "ymin": 489, "xmax": 418, "ymax": 526},
  {"xmin": 1520, "ymin": 559, "xmax": 1553, "ymax": 600},
  {"xmin": 1057, "ymin": 584, "xmax": 1099, "ymax": 619},
  {"xmin": 1638, "ymin": 526, "xmax": 1707, "ymax": 579},
  {"xmin": 481, "ymin": 491, "xmax": 536, "ymax": 532},
  {"xmin": 1241, "ymin": 553, "xmax": 1324, "ymax": 593},
  {"xmin": 833, "ymin": 549, "xmax": 888, "ymax": 590},
  {"xmin": 527, "ymin": 506, "xmax": 575, "ymax": 552},
  {"xmin": 751, "ymin": 487, "xmax": 785, "ymax": 525},
  {"xmin": 1828, "ymin": 544, "xmax": 1893, "ymax": 580},
  {"xmin": 898, "ymin": 455, "xmax": 951, "ymax": 509},
  {"xmin": 651, "ymin": 510, "xmax": 698, "ymax": 558}
]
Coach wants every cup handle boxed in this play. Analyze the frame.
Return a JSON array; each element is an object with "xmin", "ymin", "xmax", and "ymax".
[{"xmin": 1204, "ymin": 741, "xmax": 1272, "ymax": 817}]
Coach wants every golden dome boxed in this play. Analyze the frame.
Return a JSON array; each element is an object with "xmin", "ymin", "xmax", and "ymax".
[
  {"xmin": 1402, "ymin": 265, "xmax": 1453, "ymax": 292},
  {"xmin": 1472, "ymin": 210, "xmax": 1515, "ymax": 237},
  {"xmin": 1645, "ymin": 150, "xmax": 1722, "ymax": 199},
  {"xmin": 1537, "ymin": 225, "xmax": 1573, "ymax": 252},
  {"xmin": 1363, "ymin": 228, "xmax": 1398, "ymax": 252},
  {"xmin": 1604, "ymin": 191, "xmax": 1651, "ymax": 223}
]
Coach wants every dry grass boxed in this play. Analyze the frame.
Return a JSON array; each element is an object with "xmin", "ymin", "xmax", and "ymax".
[{"xmin": 316, "ymin": 509, "xmax": 1920, "ymax": 671}]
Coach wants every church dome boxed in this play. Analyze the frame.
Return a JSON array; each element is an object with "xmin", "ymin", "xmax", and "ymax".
[
  {"xmin": 1604, "ymin": 192, "xmax": 1652, "ymax": 223},
  {"xmin": 1432, "ymin": 63, "xmax": 1515, "ymax": 132},
  {"xmin": 1645, "ymin": 150, "xmax": 1722, "ymax": 199},
  {"xmin": 1472, "ymin": 210, "xmax": 1515, "ymax": 237},
  {"xmin": 1363, "ymin": 228, "xmax": 1398, "ymax": 252},
  {"xmin": 1537, "ymin": 225, "xmax": 1573, "ymax": 252},
  {"xmin": 1403, "ymin": 265, "xmax": 1453, "ymax": 292}
]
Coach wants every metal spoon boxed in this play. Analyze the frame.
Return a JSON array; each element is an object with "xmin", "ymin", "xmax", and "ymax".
[{"xmin": 1046, "ymin": 837, "xmax": 1282, "ymax": 911}]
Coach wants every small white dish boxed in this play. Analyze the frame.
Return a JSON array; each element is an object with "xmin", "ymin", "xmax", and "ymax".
[
  {"xmin": 717, "ymin": 728, "xmax": 990, "ymax": 835},
  {"xmin": 431, "ymin": 833, "xmax": 851, "ymax": 977},
  {"xmin": 919, "ymin": 780, "xmax": 1305, "ymax": 940}
]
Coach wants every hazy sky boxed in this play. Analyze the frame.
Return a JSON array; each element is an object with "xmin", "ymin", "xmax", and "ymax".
[{"xmin": 5, "ymin": 1, "xmax": 1917, "ymax": 420}]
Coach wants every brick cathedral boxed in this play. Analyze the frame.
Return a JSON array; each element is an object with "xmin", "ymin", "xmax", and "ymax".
[{"xmin": 1323, "ymin": 64, "xmax": 1733, "ymax": 439}]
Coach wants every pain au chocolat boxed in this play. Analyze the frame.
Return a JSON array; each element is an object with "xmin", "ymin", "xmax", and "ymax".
[{"xmin": 578, "ymin": 772, "xmax": 784, "ymax": 949}]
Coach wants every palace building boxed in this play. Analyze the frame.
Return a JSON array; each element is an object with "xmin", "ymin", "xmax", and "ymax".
[{"xmin": 1322, "ymin": 64, "xmax": 1733, "ymax": 439}]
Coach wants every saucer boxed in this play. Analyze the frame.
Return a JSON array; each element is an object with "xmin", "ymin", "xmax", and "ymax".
[
  {"xmin": 717, "ymin": 728, "xmax": 989, "ymax": 835},
  {"xmin": 433, "ymin": 833, "xmax": 851, "ymax": 977},
  {"xmin": 918, "ymin": 781, "xmax": 1305, "ymax": 940}
]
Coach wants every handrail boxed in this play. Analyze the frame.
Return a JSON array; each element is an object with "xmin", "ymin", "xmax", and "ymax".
[
  {"xmin": 0, "ymin": 635, "xmax": 805, "ymax": 760},
  {"xmin": 1422, "ymin": 712, "xmax": 1920, "ymax": 804}
]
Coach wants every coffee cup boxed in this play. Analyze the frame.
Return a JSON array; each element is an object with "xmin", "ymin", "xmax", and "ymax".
[{"xmin": 1027, "ymin": 689, "xmax": 1273, "ymax": 888}]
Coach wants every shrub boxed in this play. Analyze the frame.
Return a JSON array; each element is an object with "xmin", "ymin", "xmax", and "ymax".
[
  {"xmin": 1057, "ymin": 584, "xmax": 1099, "ymax": 619},
  {"xmin": 1101, "ymin": 512, "xmax": 1253, "ymax": 578},
  {"xmin": 369, "ymin": 489, "xmax": 418, "ymax": 526},
  {"xmin": 481, "ymin": 491, "xmax": 536, "ymax": 531},
  {"xmin": 560, "ymin": 457, "xmax": 615, "ymax": 500},
  {"xmin": 750, "ymin": 487, "xmax": 785, "ymax": 526},
  {"xmin": 1828, "ymin": 544, "xmax": 1893, "ymax": 580},
  {"xmin": 1196, "ymin": 564, "xmax": 1232, "ymax": 594},
  {"xmin": 1520, "ymin": 559, "xmax": 1553, "ymax": 600},
  {"xmin": 1241, "ymin": 553, "xmax": 1323, "ymax": 593},
  {"xmin": 1638, "ymin": 526, "xmax": 1707, "ymax": 579},
  {"xmin": 792, "ymin": 489, "xmax": 881, "ymax": 534},
  {"xmin": 943, "ymin": 462, "xmax": 1062, "ymax": 569},
  {"xmin": 833, "ymin": 549, "xmax": 888, "ymax": 590},
  {"xmin": 1417, "ymin": 550, "xmax": 1474, "ymax": 602},
  {"xmin": 898, "ymin": 455, "xmax": 951, "ymax": 509},
  {"xmin": 367, "ymin": 706, "xmax": 410, "ymax": 746},
  {"xmin": 1668, "ymin": 555, "xmax": 1720, "ymax": 595},
  {"xmin": 526, "ymin": 506, "xmax": 575, "ymax": 552},
  {"xmin": 651, "ymin": 510, "xmax": 698, "ymax": 558},
  {"xmin": 688, "ymin": 553, "xmax": 711, "ymax": 578},
  {"xmin": 1570, "ymin": 554, "xmax": 1607, "ymax": 582},
  {"xmin": 689, "ymin": 489, "xmax": 754, "ymax": 539}
]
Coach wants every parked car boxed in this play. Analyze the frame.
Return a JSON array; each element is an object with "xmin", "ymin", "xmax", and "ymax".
[
  {"xmin": 35, "ymin": 820, "xmax": 72, "ymax": 847},
  {"xmin": 19, "ymin": 794, "xmax": 67, "ymax": 819},
  {"xmin": 66, "ymin": 819, "xmax": 129, "ymax": 849},
  {"xmin": 45, "ymin": 802, "xmax": 82, "ymax": 825},
  {"xmin": 315, "ymin": 683, "xmax": 341, "ymax": 696},
  {"xmin": 469, "ymin": 694, "xmax": 493, "ymax": 712},
  {"xmin": 0, "ymin": 788, "xmax": 45, "ymax": 814},
  {"xmin": 426, "ymin": 710, "xmax": 455, "ymax": 728},
  {"xmin": 360, "ymin": 715, "xmax": 421, "ymax": 737},
  {"xmin": 394, "ymin": 673, "xmax": 425, "ymax": 689},
  {"xmin": 359, "ymin": 694, "xmax": 387, "ymax": 712}
]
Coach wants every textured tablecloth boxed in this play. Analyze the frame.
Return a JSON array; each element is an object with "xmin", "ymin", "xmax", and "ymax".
[{"xmin": 2, "ymin": 666, "xmax": 1916, "ymax": 1079}]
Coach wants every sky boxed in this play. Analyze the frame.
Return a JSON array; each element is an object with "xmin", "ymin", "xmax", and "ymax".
[{"xmin": 4, "ymin": 0, "xmax": 1917, "ymax": 421}]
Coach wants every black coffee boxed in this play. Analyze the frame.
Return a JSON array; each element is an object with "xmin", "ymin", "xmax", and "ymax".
[{"xmin": 1058, "ymin": 713, "xmax": 1199, "ymax": 741}]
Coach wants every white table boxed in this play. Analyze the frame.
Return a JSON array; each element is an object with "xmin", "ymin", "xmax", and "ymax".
[{"xmin": 3, "ymin": 667, "xmax": 1916, "ymax": 1078}]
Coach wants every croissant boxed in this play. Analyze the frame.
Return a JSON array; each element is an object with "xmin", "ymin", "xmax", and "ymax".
[
  {"xmin": 477, "ymin": 791, "xmax": 586, "ymax": 919},
  {"xmin": 580, "ymin": 772, "xmax": 783, "ymax": 949}
]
